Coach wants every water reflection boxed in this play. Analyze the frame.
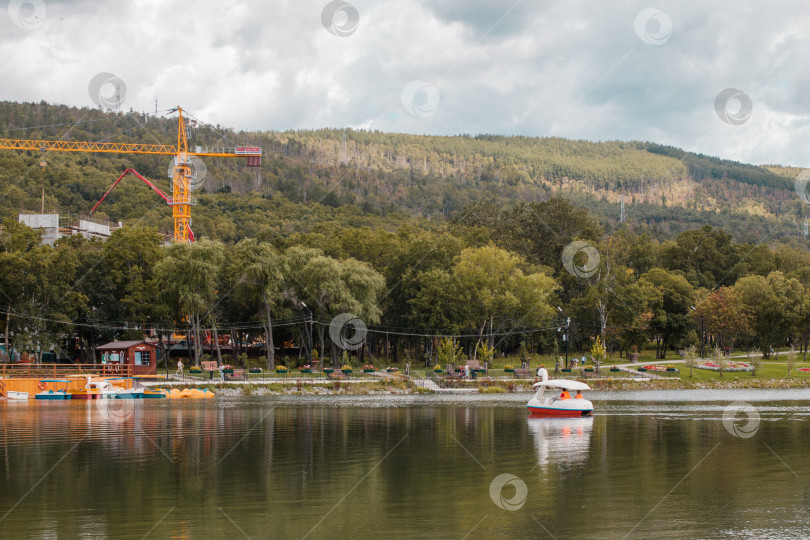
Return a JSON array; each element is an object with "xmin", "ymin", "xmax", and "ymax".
[
  {"xmin": 527, "ymin": 417, "xmax": 593, "ymax": 469},
  {"xmin": 3, "ymin": 395, "xmax": 810, "ymax": 538}
]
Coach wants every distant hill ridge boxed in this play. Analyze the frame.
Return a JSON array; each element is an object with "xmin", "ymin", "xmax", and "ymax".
[{"xmin": 0, "ymin": 100, "xmax": 804, "ymax": 244}]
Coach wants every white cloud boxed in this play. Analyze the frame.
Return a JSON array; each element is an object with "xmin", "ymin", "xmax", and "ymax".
[{"xmin": 1, "ymin": 0, "xmax": 810, "ymax": 165}]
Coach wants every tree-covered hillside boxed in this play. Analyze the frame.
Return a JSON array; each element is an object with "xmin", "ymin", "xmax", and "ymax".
[{"xmin": 0, "ymin": 100, "xmax": 806, "ymax": 244}]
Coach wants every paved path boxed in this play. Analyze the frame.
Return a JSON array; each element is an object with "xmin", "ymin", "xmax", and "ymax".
[
  {"xmin": 608, "ymin": 364, "xmax": 669, "ymax": 379},
  {"xmin": 412, "ymin": 376, "xmax": 477, "ymax": 393},
  {"xmin": 413, "ymin": 378, "xmax": 440, "ymax": 391}
]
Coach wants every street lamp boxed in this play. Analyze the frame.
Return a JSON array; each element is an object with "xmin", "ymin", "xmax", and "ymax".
[{"xmin": 557, "ymin": 307, "xmax": 570, "ymax": 369}]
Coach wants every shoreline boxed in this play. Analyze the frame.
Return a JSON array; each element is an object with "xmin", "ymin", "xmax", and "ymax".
[{"xmin": 147, "ymin": 376, "xmax": 810, "ymax": 396}]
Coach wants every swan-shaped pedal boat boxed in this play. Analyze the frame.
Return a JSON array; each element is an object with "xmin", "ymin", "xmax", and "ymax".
[{"xmin": 527, "ymin": 375, "xmax": 593, "ymax": 417}]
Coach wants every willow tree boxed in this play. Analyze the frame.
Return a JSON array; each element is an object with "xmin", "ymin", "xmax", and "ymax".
[
  {"xmin": 453, "ymin": 244, "xmax": 556, "ymax": 359},
  {"xmin": 155, "ymin": 239, "xmax": 225, "ymax": 366},
  {"xmin": 285, "ymin": 246, "xmax": 385, "ymax": 366},
  {"xmin": 231, "ymin": 239, "xmax": 285, "ymax": 370}
]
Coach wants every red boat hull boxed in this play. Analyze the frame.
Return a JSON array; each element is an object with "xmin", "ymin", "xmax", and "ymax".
[
  {"xmin": 70, "ymin": 393, "xmax": 100, "ymax": 400},
  {"xmin": 527, "ymin": 406, "xmax": 593, "ymax": 417}
]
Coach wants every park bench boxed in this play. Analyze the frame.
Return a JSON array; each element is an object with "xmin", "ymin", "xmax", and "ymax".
[{"xmin": 513, "ymin": 368, "xmax": 531, "ymax": 378}]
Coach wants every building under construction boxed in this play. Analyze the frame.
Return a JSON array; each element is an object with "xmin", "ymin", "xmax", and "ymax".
[{"xmin": 18, "ymin": 213, "xmax": 119, "ymax": 245}]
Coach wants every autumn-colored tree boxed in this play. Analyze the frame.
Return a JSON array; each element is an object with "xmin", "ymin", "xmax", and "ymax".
[{"xmin": 691, "ymin": 287, "xmax": 751, "ymax": 352}]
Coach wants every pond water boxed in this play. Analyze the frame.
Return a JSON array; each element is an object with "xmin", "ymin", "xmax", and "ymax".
[{"xmin": 1, "ymin": 389, "xmax": 810, "ymax": 539}]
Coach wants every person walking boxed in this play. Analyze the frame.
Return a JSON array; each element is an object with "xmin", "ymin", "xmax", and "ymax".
[{"xmin": 176, "ymin": 359, "xmax": 184, "ymax": 375}]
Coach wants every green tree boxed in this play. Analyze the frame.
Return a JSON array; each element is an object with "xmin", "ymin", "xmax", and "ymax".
[
  {"xmin": 661, "ymin": 226, "xmax": 742, "ymax": 288},
  {"xmin": 155, "ymin": 239, "xmax": 225, "ymax": 366},
  {"xmin": 436, "ymin": 337, "xmax": 462, "ymax": 368},
  {"xmin": 103, "ymin": 226, "xmax": 166, "ymax": 327},
  {"xmin": 454, "ymin": 244, "xmax": 556, "ymax": 358},
  {"xmin": 639, "ymin": 268, "xmax": 695, "ymax": 359},
  {"xmin": 285, "ymin": 246, "xmax": 385, "ymax": 365},
  {"xmin": 0, "ymin": 220, "xmax": 83, "ymax": 361},
  {"xmin": 733, "ymin": 272, "xmax": 804, "ymax": 357},
  {"xmin": 231, "ymin": 239, "xmax": 285, "ymax": 369}
]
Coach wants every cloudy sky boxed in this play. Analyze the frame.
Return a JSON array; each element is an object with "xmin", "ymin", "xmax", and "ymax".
[{"xmin": 2, "ymin": 0, "xmax": 810, "ymax": 166}]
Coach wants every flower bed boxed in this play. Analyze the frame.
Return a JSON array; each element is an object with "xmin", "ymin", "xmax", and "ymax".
[
  {"xmin": 695, "ymin": 361, "xmax": 752, "ymax": 372},
  {"xmin": 641, "ymin": 365, "xmax": 668, "ymax": 372},
  {"xmin": 797, "ymin": 368, "xmax": 810, "ymax": 373}
]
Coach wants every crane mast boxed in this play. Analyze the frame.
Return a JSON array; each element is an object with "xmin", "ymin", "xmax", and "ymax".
[{"xmin": 173, "ymin": 108, "xmax": 192, "ymax": 242}]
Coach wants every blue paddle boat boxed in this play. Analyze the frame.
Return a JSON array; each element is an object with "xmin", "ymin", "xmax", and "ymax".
[{"xmin": 34, "ymin": 379, "xmax": 72, "ymax": 400}]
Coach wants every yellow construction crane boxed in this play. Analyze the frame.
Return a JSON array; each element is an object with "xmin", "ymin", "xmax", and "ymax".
[{"xmin": 0, "ymin": 107, "xmax": 262, "ymax": 242}]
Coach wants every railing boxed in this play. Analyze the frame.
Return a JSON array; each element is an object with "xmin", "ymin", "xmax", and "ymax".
[{"xmin": 0, "ymin": 363, "xmax": 133, "ymax": 378}]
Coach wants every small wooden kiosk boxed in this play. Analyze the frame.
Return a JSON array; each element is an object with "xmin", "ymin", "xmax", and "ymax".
[{"xmin": 97, "ymin": 340, "xmax": 158, "ymax": 376}]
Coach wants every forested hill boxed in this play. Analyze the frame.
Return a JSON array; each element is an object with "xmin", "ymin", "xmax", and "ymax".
[{"xmin": 0, "ymin": 100, "xmax": 805, "ymax": 244}]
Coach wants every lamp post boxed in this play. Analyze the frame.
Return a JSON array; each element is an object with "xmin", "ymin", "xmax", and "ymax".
[
  {"xmin": 563, "ymin": 317, "xmax": 571, "ymax": 368},
  {"xmin": 557, "ymin": 307, "xmax": 570, "ymax": 369}
]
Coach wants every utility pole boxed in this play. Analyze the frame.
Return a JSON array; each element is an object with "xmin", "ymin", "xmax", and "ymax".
[
  {"xmin": 302, "ymin": 302, "xmax": 313, "ymax": 365},
  {"xmin": 308, "ymin": 310, "xmax": 314, "ymax": 365}
]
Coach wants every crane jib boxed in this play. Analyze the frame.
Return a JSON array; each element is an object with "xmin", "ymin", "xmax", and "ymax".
[{"xmin": 0, "ymin": 140, "xmax": 262, "ymax": 159}]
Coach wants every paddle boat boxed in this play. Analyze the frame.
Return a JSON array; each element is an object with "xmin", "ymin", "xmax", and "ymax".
[
  {"xmin": 35, "ymin": 379, "xmax": 72, "ymax": 400},
  {"xmin": 68, "ymin": 376, "xmax": 105, "ymax": 399},
  {"xmin": 526, "ymin": 373, "xmax": 593, "ymax": 417},
  {"xmin": 142, "ymin": 388, "xmax": 166, "ymax": 399},
  {"xmin": 161, "ymin": 388, "xmax": 216, "ymax": 399},
  {"xmin": 6, "ymin": 390, "xmax": 29, "ymax": 400},
  {"xmin": 105, "ymin": 377, "xmax": 145, "ymax": 399}
]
